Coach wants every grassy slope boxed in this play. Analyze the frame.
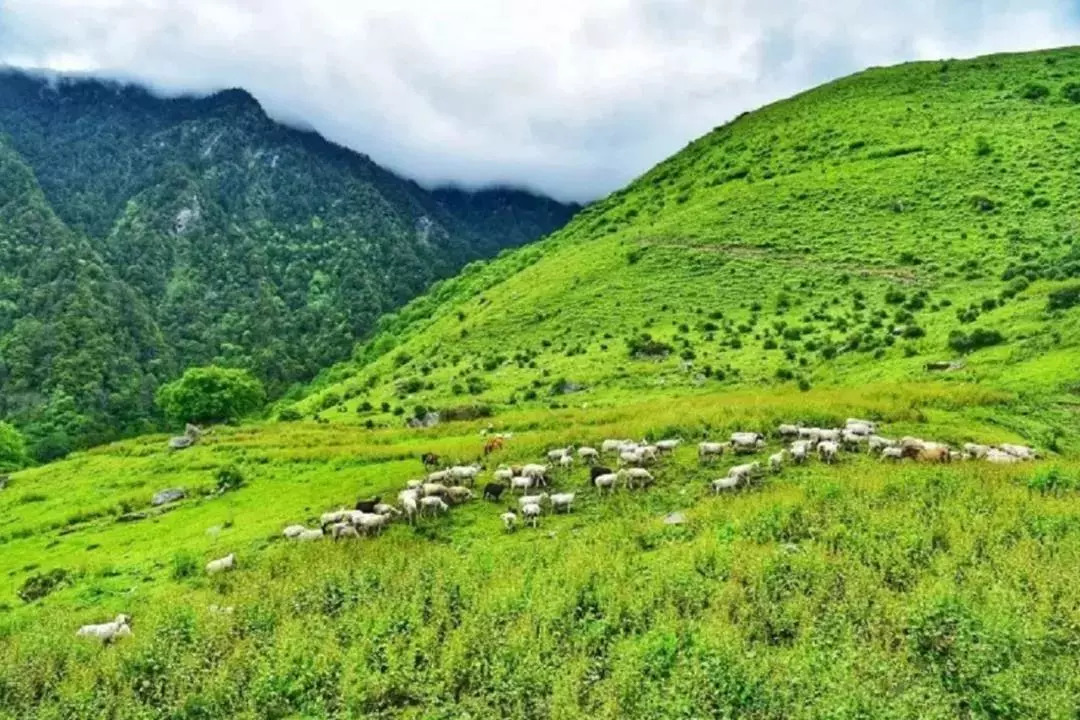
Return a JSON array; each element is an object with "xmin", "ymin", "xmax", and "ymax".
[{"xmin": 2, "ymin": 48, "xmax": 1080, "ymax": 718}]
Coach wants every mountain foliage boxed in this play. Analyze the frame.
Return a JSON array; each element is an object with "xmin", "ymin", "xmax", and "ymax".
[{"xmin": 0, "ymin": 70, "xmax": 578, "ymax": 459}]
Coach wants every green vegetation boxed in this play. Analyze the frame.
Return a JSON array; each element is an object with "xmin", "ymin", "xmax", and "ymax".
[
  {"xmin": 0, "ymin": 421, "xmax": 28, "ymax": 472},
  {"xmin": 1, "ymin": 47, "xmax": 1080, "ymax": 718},
  {"xmin": 0, "ymin": 71, "xmax": 577, "ymax": 460},
  {"xmin": 155, "ymin": 366, "xmax": 266, "ymax": 425}
]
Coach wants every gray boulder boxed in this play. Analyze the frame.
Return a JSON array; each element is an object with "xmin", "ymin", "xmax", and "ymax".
[
  {"xmin": 168, "ymin": 435, "xmax": 194, "ymax": 450},
  {"xmin": 664, "ymin": 512, "xmax": 688, "ymax": 526},
  {"xmin": 152, "ymin": 488, "xmax": 186, "ymax": 506}
]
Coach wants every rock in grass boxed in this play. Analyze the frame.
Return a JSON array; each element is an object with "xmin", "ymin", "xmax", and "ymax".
[
  {"xmin": 152, "ymin": 488, "xmax": 186, "ymax": 506},
  {"xmin": 664, "ymin": 512, "xmax": 688, "ymax": 525},
  {"xmin": 168, "ymin": 435, "xmax": 195, "ymax": 450}
]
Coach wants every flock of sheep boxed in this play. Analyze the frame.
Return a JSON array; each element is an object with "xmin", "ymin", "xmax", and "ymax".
[{"xmin": 76, "ymin": 417, "xmax": 1038, "ymax": 642}]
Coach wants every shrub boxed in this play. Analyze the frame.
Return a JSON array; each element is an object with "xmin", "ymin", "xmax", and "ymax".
[
  {"xmin": 902, "ymin": 325, "xmax": 926, "ymax": 339},
  {"xmin": 277, "ymin": 408, "xmax": 303, "ymax": 422},
  {"xmin": 1047, "ymin": 284, "xmax": 1080, "ymax": 311},
  {"xmin": 627, "ymin": 334, "xmax": 673, "ymax": 359},
  {"xmin": 0, "ymin": 421, "xmax": 29, "ymax": 473},
  {"xmin": 156, "ymin": 366, "xmax": 266, "ymax": 425},
  {"xmin": 171, "ymin": 551, "xmax": 200, "ymax": 580},
  {"xmin": 973, "ymin": 135, "xmax": 992, "ymax": 157},
  {"xmin": 948, "ymin": 328, "xmax": 1006, "ymax": 353},
  {"xmin": 1019, "ymin": 82, "xmax": 1050, "ymax": 100},
  {"xmin": 1027, "ymin": 467, "xmax": 1079, "ymax": 495},
  {"xmin": 214, "ymin": 465, "xmax": 246, "ymax": 494},
  {"xmin": 440, "ymin": 404, "xmax": 493, "ymax": 422},
  {"xmin": 1063, "ymin": 82, "xmax": 1080, "ymax": 103},
  {"xmin": 18, "ymin": 569, "xmax": 68, "ymax": 603}
]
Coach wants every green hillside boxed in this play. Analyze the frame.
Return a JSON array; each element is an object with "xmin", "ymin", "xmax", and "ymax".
[
  {"xmin": 0, "ymin": 70, "xmax": 578, "ymax": 459},
  {"xmin": 1, "ymin": 48, "xmax": 1080, "ymax": 719}
]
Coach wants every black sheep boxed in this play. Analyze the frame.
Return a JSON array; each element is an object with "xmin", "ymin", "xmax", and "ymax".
[
  {"xmin": 355, "ymin": 496, "xmax": 382, "ymax": 513},
  {"xmin": 483, "ymin": 483, "xmax": 506, "ymax": 501},
  {"xmin": 589, "ymin": 466, "xmax": 614, "ymax": 482}
]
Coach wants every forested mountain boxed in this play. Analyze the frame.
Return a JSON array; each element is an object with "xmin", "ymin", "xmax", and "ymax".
[{"xmin": 0, "ymin": 70, "xmax": 578, "ymax": 458}]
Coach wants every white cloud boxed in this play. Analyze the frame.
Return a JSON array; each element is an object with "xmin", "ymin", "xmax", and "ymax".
[{"xmin": 1, "ymin": 0, "xmax": 1077, "ymax": 201}]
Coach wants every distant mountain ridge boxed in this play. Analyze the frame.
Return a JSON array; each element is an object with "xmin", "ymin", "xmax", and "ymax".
[{"xmin": 0, "ymin": 69, "xmax": 579, "ymax": 458}]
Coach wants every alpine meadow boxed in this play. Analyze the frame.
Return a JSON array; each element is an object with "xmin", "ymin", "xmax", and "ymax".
[{"xmin": 2, "ymin": 47, "xmax": 1080, "ymax": 719}]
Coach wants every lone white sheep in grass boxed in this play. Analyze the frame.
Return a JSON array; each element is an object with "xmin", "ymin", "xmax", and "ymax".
[
  {"xmin": 521, "ymin": 502, "xmax": 542, "ymax": 528},
  {"xmin": 594, "ymin": 473, "xmax": 618, "ymax": 494},
  {"xmin": 501, "ymin": 509, "xmax": 518, "ymax": 532},
  {"xmin": 205, "ymin": 553, "xmax": 236, "ymax": 575},
  {"xmin": 551, "ymin": 493, "xmax": 575, "ymax": 513},
  {"xmin": 76, "ymin": 614, "xmax": 132, "ymax": 643}
]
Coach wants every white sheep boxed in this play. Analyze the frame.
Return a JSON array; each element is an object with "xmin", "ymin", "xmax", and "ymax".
[
  {"xmin": 205, "ymin": 553, "xmax": 236, "ymax": 575},
  {"xmin": 594, "ymin": 473, "xmax": 618, "ymax": 494},
  {"xmin": 818, "ymin": 441, "xmax": 840, "ymax": 464},
  {"xmin": 881, "ymin": 446, "xmax": 904, "ymax": 462},
  {"xmin": 320, "ymin": 509, "xmax": 350, "ymax": 527},
  {"xmin": 420, "ymin": 496, "xmax": 449, "ymax": 516},
  {"xmin": 711, "ymin": 475, "xmax": 740, "ymax": 493},
  {"xmin": 619, "ymin": 449, "xmax": 644, "ymax": 466},
  {"xmin": 845, "ymin": 419, "xmax": 876, "ymax": 436},
  {"xmin": 730, "ymin": 433, "xmax": 765, "ymax": 454},
  {"xmin": 817, "ymin": 429, "xmax": 842, "ymax": 443},
  {"xmin": 550, "ymin": 493, "xmax": 575, "ymax": 513},
  {"xmin": 768, "ymin": 452, "xmax": 785, "ymax": 473},
  {"xmin": 558, "ymin": 453, "xmax": 574, "ymax": 470},
  {"xmin": 446, "ymin": 486, "xmax": 475, "ymax": 504},
  {"xmin": 501, "ymin": 509, "xmax": 518, "ymax": 532},
  {"xmin": 282, "ymin": 524, "xmax": 307, "ymax": 539},
  {"xmin": 962, "ymin": 443, "xmax": 990, "ymax": 459},
  {"xmin": 449, "ymin": 464, "xmax": 482, "ymax": 485},
  {"xmin": 373, "ymin": 503, "xmax": 401, "ymax": 516},
  {"xmin": 357, "ymin": 513, "xmax": 390, "ymax": 536},
  {"xmin": 546, "ymin": 447, "xmax": 573, "ymax": 462},
  {"xmin": 510, "ymin": 476, "xmax": 534, "ymax": 493},
  {"xmin": 296, "ymin": 528, "xmax": 324, "ymax": 542},
  {"xmin": 329, "ymin": 522, "xmax": 360, "ymax": 540},
  {"xmin": 519, "ymin": 493, "xmax": 548, "ymax": 509},
  {"xmin": 789, "ymin": 440, "xmax": 812, "ymax": 464},
  {"xmin": 521, "ymin": 502, "xmax": 542, "ymax": 528},
  {"xmin": 656, "ymin": 439, "xmax": 681, "ymax": 453},
  {"xmin": 427, "ymin": 469, "xmax": 452, "ymax": 483},
  {"xmin": 400, "ymin": 493, "xmax": 420, "ymax": 524},
  {"xmin": 699, "ymin": 442, "xmax": 727, "ymax": 461},
  {"xmin": 777, "ymin": 424, "xmax": 801, "ymax": 439},
  {"xmin": 406, "ymin": 479, "xmax": 423, "ymax": 491},
  {"xmin": 521, "ymin": 464, "xmax": 550, "ymax": 486},
  {"xmin": 841, "ymin": 430, "xmax": 865, "ymax": 451},
  {"xmin": 728, "ymin": 462, "xmax": 761, "ymax": 484},
  {"xmin": 620, "ymin": 467, "xmax": 654, "ymax": 489},
  {"xmin": 493, "ymin": 467, "xmax": 514, "ymax": 483},
  {"xmin": 867, "ymin": 436, "xmax": 896, "ymax": 455},
  {"xmin": 601, "ymin": 439, "xmax": 629, "ymax": 454},
  {"xmin": 422, "ymin": 482, "xmax": 449, "ymax": 497},
  {"xmin": 999, "ymin": 444, "xmax": 1036, "ymax": 461},
  {"xmin": 76, "ymin": 614, "xmax": 132, "ymax": 643},
  {"xmin": 577, "ymin": 447, "xmax": 600, "ymax": 462},
  {"xmin": 986, "ymin": 448, "xmax": 1022, "ymax": 464}
]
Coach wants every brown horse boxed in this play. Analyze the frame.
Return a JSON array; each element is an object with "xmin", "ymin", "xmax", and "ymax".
[{"xmin": 483, "ymin": 437, "xmax": 505, "ymax": 456}]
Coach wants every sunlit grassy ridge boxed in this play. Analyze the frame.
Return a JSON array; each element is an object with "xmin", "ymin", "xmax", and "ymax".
[{"xmin": 1, "ymin": 47, "xmax": 1080, "ymax": 718}]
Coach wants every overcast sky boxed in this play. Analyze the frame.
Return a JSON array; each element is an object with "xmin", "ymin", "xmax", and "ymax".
[{"xmin": 2, "ymin": 1, "xmax": 1079, "ymax": 201}]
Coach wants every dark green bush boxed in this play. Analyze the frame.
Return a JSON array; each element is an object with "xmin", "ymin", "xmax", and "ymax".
[
  {"xmin": 214, "ymin": 465, "xmax": 246, "ymax": 494},
  {"xmin": 1020, "ymin": 82, "xmax": 1050, "ymax": 100},
  {"xmin": 156, "ymin": 366, "xmax": 266, "ymax": 425},
  {"xmin": 1062, "ymin": 82, "xmax": 1080, "ymax": 103},
  {"xmin": 1047, "ymin": 284, "xmax": 1080, "ymax": 311},
  {"xmin": 17, "ymin": 569, "xmax": 68, "ymax": 603},
  {"xmin": 948, "ymin": 328, "xmax": 1006, "ymax": 353}
]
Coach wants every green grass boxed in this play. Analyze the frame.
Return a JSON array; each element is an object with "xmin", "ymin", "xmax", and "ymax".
[{"xmin": 2, "ymin": 47, "xmax": 1080, "ymax": 718}]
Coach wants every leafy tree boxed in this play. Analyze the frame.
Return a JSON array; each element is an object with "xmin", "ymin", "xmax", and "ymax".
[
  {"xmin": 0, "ymin": 421, "xmax": 29, "ymax": 472},
  {"xmin": 156, "ymin": 366, "xmax": 266, "ymax": 425}
]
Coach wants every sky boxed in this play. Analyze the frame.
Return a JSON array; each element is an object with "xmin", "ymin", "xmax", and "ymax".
[{"xmin": 1, "ymin": 1, "xmax": 1079, "ymax": 202}]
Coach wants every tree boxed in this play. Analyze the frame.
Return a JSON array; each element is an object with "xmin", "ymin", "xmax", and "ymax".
[
  {"xmin": 155, "ymin": 366, "xmax": 266, "ymax": 425},
  {"xmin": 0, "ymin": 422, "xmax": 29, "ymax": 472}
]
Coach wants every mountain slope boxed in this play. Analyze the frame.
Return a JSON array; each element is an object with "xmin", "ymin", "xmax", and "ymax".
[
  {"xmin": 301, "ymin": 47, "xmax": 1080, "ymax": 445},
  {"xmin": 0, "ymin": 70, "xmax": 578, "ymax": 457}
]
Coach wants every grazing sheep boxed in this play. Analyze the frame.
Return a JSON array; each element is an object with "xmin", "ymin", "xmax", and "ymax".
[
  {"xmin": 427, "ymin": 469, "xmax": 452, "ymax": 483},
  {"xmin": 296, "ymin": 528, "xmax": 324, "ymax": 542},
  {"xmin": 841, "ymin": 430, "xmax": 866, "ymax": 451},
  {"xmin": 768, "ymin": 452, "xmax": 785, "ymax": 473},
  {"xmin": 493, "ymin": 467, "xmax": 514, "ymax": 483},
  {"xmin": 357, "ymin": 513, "xmax": 391, "ymax": 536},
  {"xmin": 698, "ymin": 442, "xmax": 727, "ymax": 461},
  {"xmin": 558, "ymin": 454, "xmax": 574, "ymax": 470},
  {"xmin": 550, "ymin": 493, "xmax": 575, "ymax": 513},
  {"xmin": 789, "ymin": 440, "xmax": 812, "ymax": 464},
  {"xmin": 601, "ymin": 439, "xmax": 630, "ymax": 454},
  {"xmin": 818, "ymin": 441, "xmax": 840, "ymax": 464},
  {"xmin": 655, "ymin": 439, "xmax": 681, "ymax": 453},
  {"xmin": 205, "ymin": 553, "xmax": 236, "ymax": 575},
  {"xmin": 777, "ymin": 424, "xmax": 801, "ymax": 439},
  {"xmin": 817, "ymin": 429, "xmax": 842, "ymax": 443},
  {"xmin": 728, "ymin": 462, "xmax": 762, "ymax": 484},
  {"xmin": 589, "ymin": 466, "xmax": 615, "ymax": 482},
  {"xmin": 619, "ymin": 449, "xmax": 644, "ymax": 466},
  {"xmin": 521, "ymin": 464, "xmax": 550, "ymax": 485},
  {"xmin": 881, "ymin": 446, "xmax": 904, "ymax": 462},
  {"xmin": 355, "ymin": 496, "xmax": 382, "ymax": 513},
  {"xmin": 510, "ymin": 476, "xmax": 535, "ymax": 493},
  {"xmin": 76, "ymin": 615, "xmax": 132, "ymax": 643},
  {"xmin": 406, "ymin": 479, "xmax": 424, "ymax": 491},
  {"xmin": 419, "ymin": 496, "xmax": 449, "ymax": 517},
  {"xmin": 640, "ymin": 445, "xmax": 660, "ymax": 463},
  {"xmin": 594, "ymin": 473, "xmax": 618, "ymax": 494},
  {"xmin": 917, "ymin": 446, "xmax": 951, "ymax": 463},
  {"xmin": 730, "ymin": 433, "xmax": 765, "ymax": 454},
  {"xmin": 282, "ymin": 524, "xmax": 307, "ymax": 539},
  {"xmin": 519, "ymin": 493, "xmax": 548, "ymax": 510},
  {"xmin": 963, "ymin": 443, "xmax": 991, "ymax": 459},
  {"xmin": 845, "ymin": 419, "xmax": 876, "ymax": 436},
  {"xmin": 446, "ymin": 486, "xmax": 475, "ymax": 504},
  {"xmin": 987, "ymin": 448, "xmax": 1022, "ymax": 464},
  {"xmin": 450, "ymin": 464, "xmax": 483, "ymax": 485},
  {"xmin": 547, "ymin": 447, "xmax": 573, "ymax": 462},
  {"xmin": 899, "ymin": 437, "xmax": 927, "ymax": 459},
  {"xmin": 577, "ymin": 447, "xmax": 600, "ymax": 463},
  {"xmin": 797, "ymin": 427, "xmax": 822, "ymax": 444},
  {"xmin": 483, "ymin": 483, "xmax": 507, "ymax": 501},
  {"xmin": 373, "ymin": 503, "xmax": 401, "ymax": 516},
  {"xmin": 501, "ymin": 509, "xmax": 518, "ymax": 532},
  {"xmin": 711, "ymin": 475, "xmax": 740, "ymax": 493},
  {"xmin": 521, "ymin": 502, "xmax": 542, "ymax": 528},
  {"xmin": 329, "ymin": 522, "xmax": 360, "ymax": 540},
  {"xmin": 400, "ymin": 494, "xmax": 420, "ymax": 524},
  {"xmin": 1000, "ymin": 444, "xmax": 1036, "ymax": 461},
  {"xmin": 867, "ymin": 436, "xmax": 896, "ymax": 455},
  {"xmin": 422, "ymin": 482, "xmax": 449, "ymax": 497},
  {"xmin": 949, "ymin": 451, "xmax": 964, "ymax": 462},
  {"xmin": 620, "ymin": 467, "xmax": 654, "ymax": 489},
  {"xmin": 320, "ymin": 509, "xmax": 350, "ymax": 526}
]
